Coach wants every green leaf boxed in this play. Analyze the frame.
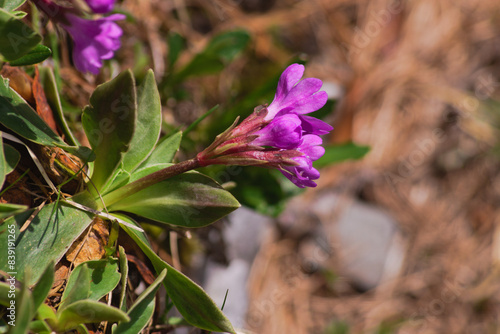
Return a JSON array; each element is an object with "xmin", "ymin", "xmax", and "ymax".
[
  {"xmin": 10, "ymin": 10, "xmax": 26, "ymax": 18},
  {"xmin": 129, "ymin": 163, "xmax": 171, "ymax": 182},
  {"xmin": 39, "ymin": 66, "xmax": 79, "ymax": 146},
  {"xmin": 57, "ymin": 300, "xmax": 130, "ymax": 331},
  {"xmin": 0, "ymin": 0, "xmax": 26, "ymax": 11},
  {"xmin": 65, "ymin": 259, "xmax": 121, "ymax": 303},
  {"xmin": 0, "ymin": 281, "xmax": 19, "ymax": 306},
  {"xmin": 105, "ymin": 169, "xmax": 131, "ymax": 194},
  {"xmin": 29, "ymin": 320, "xmax": 51, "ymax": 333},
  {"xmin": 9, "ymin": 279, "xmax": 34, "ymax": 334},
  {"xmin": 121, "ymin": 69, "xmax": 161, "ymax": 173},
  {"xmin": 108, "ymin": 171, "xmax": 240, "ymax": 227},
  {"xmin": 113, "ymin": 269, "xmax": 166, "ymax": 334},
  {"xmin": 0, "ymin": 76, "xmax": 93, "ymax": 161},
  {"xmin": 59, "ymin": 263, "xmax": 91, "ymax": 311},
  {"xmin": 167, "ymin": 32, "xmax": 185, "ymax": 69},
  {"xmin": 3, "ymin": 142, "xmax": 20, "ymax": 175},
  {"xmin": 31, "ymin": 262, "xmax": 54, "ymax": 312},
  {"xmin": 8, "ymin": 43, "xmax": 51, "ymax": 66},
  {"xmin": 0, "ymin": 76, "xmax": 64, "ymax": 146},
  {"xmin": 118, "ymin": 246, "xmax": 128, "ymax": 312},
  {"xmin": 176, "ymin": 30, "xmax": 250, "ymax": 79},
  {"xmin": 82, "ymin": 70, "xmax": 137, "ymax": 192},
  {"xmin": 0, "ymin": 199, "xmax": 95, "ymax": 285},
  {"xmin": 176, "ymin": 55, "xmax": 224, "ymax": 79},
  {"xmin": 0, "ymin": 135, "xmax": 6, "ymax": 188},
  {"xmin": 76, "ymin": 324, "xmax": 91, "ymax": 334},
  {"xmin": 314, "ymin": 142, "xmax": 371, "ymax": 168},
  {"xmin": 204, "ymin": 30, "xmax": 251, "ymax": 62},
  {"xmin": 0, "ymin": 8, "xmax": 41, "ymax": 61},
  {"xmin": 36, "ymin": 303, "xmax": 57, "ymax": 322},
  {"xmin": 117, "ymin": 215, "xmax": 235, "ymax": 333},
  {"xmin": 0, "ymin": 203, "xmax": 27, "ymax": 219},
  {"xmin": 139, "ymin": 131, "xmax": 182, "ymax": 168}
]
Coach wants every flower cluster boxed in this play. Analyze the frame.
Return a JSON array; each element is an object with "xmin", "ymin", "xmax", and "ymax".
[
  {"xmin": 197, "ymin": 64, "xmax": 332, "ymax": 188},
  {"xmin": 32, "ymin": 0, "xmax": 123, "ymax": 74}
]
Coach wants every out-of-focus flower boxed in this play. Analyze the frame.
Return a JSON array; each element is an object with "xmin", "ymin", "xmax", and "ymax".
[
  {"xmin": 84, "ymin": 0, "xmax": 116, "ymax": 13},
  {"xmin": 32, "ymin": 0, "xmax": 124, "ymax": 74},
  {"xmin": 61, "ymin": 13, "xmax": 125, "ymax": 74},
  {"xmin": 197, "ymin": 63, "xmax": 333, "ymax": 188}
]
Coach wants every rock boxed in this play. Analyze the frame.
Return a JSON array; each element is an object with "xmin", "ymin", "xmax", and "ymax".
[
  {"xmin": 313, "ymin": 194, "xmax": 405, "ymax": 291},
  {"xmin": 204, "ymin": 206, "xmax": 273, "ymax": 330}
]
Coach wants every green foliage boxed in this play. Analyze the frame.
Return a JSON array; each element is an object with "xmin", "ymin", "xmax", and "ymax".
[
  {"xmin": 0, "ymin": 260, "xmax": 130, "ymax": 332},
  {"xmin": 0, "ymin": 8, "xmax": 41, "ymax": 61},
  {"xmin": 174, "ymin": 30, "xmax": 250, "ymax": 80},
  {"xmin": 121, "ymin": 70, "xmax": 162, "ymax": 172},
  {"xmin": 56, "ymin": 300, "xmax": 129, "ymax": 331},
  {"xmin": 31, "ymin": 263, "xmax": 54, "ymax": 311},
  {"xmin": 82, "ymin": 70, "xmax": 137, "ymax": 192},
  {"xmin": 0, "ymin": 202, "xmax": 27, "ymax": 219},
  {"xmin": 167, "ymin": 32, "xmax": 185, "ymax": 69},
  {"xmin": 0, "ymin": 196, "xmax": 96, "ymax": 285},
  {"xmin": 8, "ymin": 44, "xmax": 51, "ymax": 66},
  {"xmin": 113, "ymin": 269, "xmax": 166, "ymax": 334},
  {"xmin": 0, "ymin": 0, "xmax": 26, "ymax": 11},
  {"xmin": 314, "ymin": 142, "xmax": 371, "ymax": 168},
  {"xmin": 0, "ymin": 134, "xmax": 7, "ymax": 188},
  {"xmin": 117, "ymin": 246, "xmax": 128, "ymax": 311},
  {"xmin": 139, "ymin": 131, "xmax": 182, "ymax": 167},
  {"xmin": 118, "ymin": 214, "xmax": 236, "ymax": 333},
  {"xmin": 2, "ymin": 142, "xmax": 20, "ymax": 175},
  {"xmin": 39, "ymin": 66, "xmax": 79, "ymax": 146},
  {"xmin": 12, "ymin": 278, "xmax": 34, "ymax": 334},
  {"xmin": 0, "ymin": 67, "xmax": 242, "ymax": 332},
  {"xmin": 108, "ymin": 171, "xmax": 240, "ymax": 227},
  {"xmin": 0, "ymin": 76, "xmax": 93, "ymax": 160},
  {"xmin": 64, "ymin": 259, "xmax": 121, "ymax": 302}
]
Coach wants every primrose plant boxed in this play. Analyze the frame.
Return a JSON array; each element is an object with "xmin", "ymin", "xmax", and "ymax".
[
  {"xmin": 0, "ymin": 64, "xmax": 331, "ymax": 333},
  {"xmin": 0, "ymin": 0, "xmax": 336, "ymax": 333}
]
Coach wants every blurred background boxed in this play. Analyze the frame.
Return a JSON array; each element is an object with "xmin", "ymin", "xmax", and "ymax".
[{"xmin": 61, "ymin": 0, "xmax": 500, "ymax": 332}]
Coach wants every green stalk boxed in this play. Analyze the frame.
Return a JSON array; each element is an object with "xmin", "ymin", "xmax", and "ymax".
[{"xmin": 101, "ymin": 158, "xmax": 200, "ymax": 208}]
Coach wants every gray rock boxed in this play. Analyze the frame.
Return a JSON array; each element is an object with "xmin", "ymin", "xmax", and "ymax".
[
  {"xmin": 203, "ymin": 206, "xmax": 273, "ymax": 331},
  {"xmin": 313, "ymin": 194, "xmax": 405, "ymax": 290}
]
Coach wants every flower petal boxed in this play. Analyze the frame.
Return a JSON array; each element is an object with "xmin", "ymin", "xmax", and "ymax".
[
  {"xmin": 85, "ymin": 0, "xmax": 116, "ymax": 13},
  {"xmin": 267, "ymin": 64, "xmax": 304, "ymax": 118},
  {"xmin": 62, "ymin": 13, "xmax": 124, "ymax": 74},
  {"xmin": 299, "ymin": 115, "xmax": 333, "ymax": 135},
  {"xmin": 286, "ymin": 91, "xmax": 328, "ymax": 114},
  {"xmin": 299, "ymin": 134, "xmax": 325, "ymax": 161},
  {"xmin": 253, "ymin": 114, "xmax": 302, "ymax": 149},
  {"xmin": 279, "ymin": 78, "xmax": 323, "ymax": 108}
]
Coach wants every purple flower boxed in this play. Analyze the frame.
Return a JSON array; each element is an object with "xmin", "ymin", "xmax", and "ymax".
[
  {"xmin": 264, "ymin": 64, "xmax": 332, "ymax": 187},
  {"xmin": 60, "ymin": 13, "xmax": 125, "ymax": 74},
  {"xmin": 198, "ymin": 64, "xmax": 332, "ymax": 188},
  {"xmin": 32, "ymin": 0, "xmax": 124, "ymax": 74},
  {"xmin": 84, "ymin": 0, "xmax": 116, "ymax": 13},
  {"xmin": 281, "ymin": 135, "xmax": 325, "ymax": 188},
  {"xmin": 267, "ymin": 64, "xmax": 328, "ymax": 120},
  {"xmin": 252, "ymin": 113, "xmax": 303, "ymax": 149}
]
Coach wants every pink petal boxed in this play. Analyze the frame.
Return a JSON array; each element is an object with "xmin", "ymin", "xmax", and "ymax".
[{"xmin": 280, "ymin": 78, "xmax": 323, "ymax": 108}]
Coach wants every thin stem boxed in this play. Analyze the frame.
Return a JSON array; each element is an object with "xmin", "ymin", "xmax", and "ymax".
[{"xmin": 100, "ymin": 158, "xmax": 200, "ymax": 208}]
